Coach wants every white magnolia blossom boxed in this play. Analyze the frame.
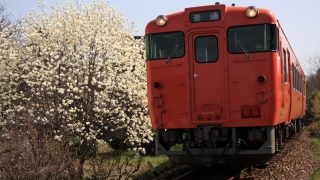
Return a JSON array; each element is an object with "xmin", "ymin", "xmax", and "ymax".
[{"xmin": 0, "ymin": 0, "xmax": 152, "ymax": 153}]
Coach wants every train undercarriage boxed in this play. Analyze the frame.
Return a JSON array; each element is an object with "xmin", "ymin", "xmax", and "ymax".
[{"xmin": 155, "ymin": 118, "xmax": 303, "ymax": 166}]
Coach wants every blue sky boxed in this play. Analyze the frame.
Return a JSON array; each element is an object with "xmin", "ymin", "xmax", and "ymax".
[{"xmin": 4, "ymin": 0, "xmax": 320, "ymax": 73}]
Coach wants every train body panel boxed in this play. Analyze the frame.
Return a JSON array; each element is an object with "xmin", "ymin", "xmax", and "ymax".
[
  {"xmin": 147, "ymin": 58, "xmax": 191, "ymax": 128},
  {"xmin": 145, "ymin": 3, "xmax": 305, "ymax": 165}
]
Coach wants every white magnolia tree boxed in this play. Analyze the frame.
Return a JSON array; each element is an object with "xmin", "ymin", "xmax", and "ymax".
[{"xmin": 0, "ymin": 0, "xmax": 152, "ymax": 176}]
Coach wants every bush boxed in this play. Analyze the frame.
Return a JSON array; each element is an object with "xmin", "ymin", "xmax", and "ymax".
[
  {"xmin": 306, "ymin": 90, "xmax": 320, "ymax": 125},
  {"xmin": 306, "ymin": 90, "xmax": 320, "ymax": 137},
  {"xmin": 0, "ymin": 125, "xmax": 78, "ymax": 179},
  {"xmin": 67, "ymin": 136, "xmax": 98, "ymax": 159},
  {"xmin": 308, "ymin": 121, "xmax": 320, "ymax": 138},
  {"xmin": 99, "ymin": 130, "xmax": 155, "ymax": 155}
]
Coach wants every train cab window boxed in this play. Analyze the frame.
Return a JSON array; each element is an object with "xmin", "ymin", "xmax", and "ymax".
[
  {"xmin": 228, "ymin": 24, "xmax": 277, "ymax": 54},
  {"xmin": 145, "ymin": 32, "xmax": 185, "ymax": 60},
  {"xmin": 195, "ymin": 36, "xmax": 218, "ymax": 63}
]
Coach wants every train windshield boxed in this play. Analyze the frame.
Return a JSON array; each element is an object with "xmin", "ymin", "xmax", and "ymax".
[
  {"xmin": 145, "ymin": 32, "xmax": 184, "ymax": 60},
  {"xmin": 228, "ymin": 24, "xmax": 277, "ymax": 54}
]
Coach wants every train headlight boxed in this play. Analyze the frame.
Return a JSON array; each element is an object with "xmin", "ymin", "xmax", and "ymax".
[
  {"xmin": 246, "ymin": 6, "xmax": 258, "ymax": 18},
  {"xmin": 156, "ymin": 15, "xmax": 167, "ymax": 26}
]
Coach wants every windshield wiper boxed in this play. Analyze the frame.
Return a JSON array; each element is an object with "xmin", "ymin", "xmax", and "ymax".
[
  {"xmin": 166, "ymin": 44, "xmax": 180, "ymax": 64},
  {"xmin": 236, "ymin": 39, "xmax": 252, "ymax": 58}
]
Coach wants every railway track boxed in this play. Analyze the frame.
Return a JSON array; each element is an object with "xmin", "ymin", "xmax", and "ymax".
[
  {"xmin": 150, "ymin": 130, "xmax": 319, "ymax": 180},
  {"xmin": 152, "ymin": 165, "xmax": 244, "ymax": 180}
]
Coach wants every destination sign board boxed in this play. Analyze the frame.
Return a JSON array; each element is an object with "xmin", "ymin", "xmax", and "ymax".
[{"xmin": 190, "ymin": 10, "xmax": 221, "ymax": 23}]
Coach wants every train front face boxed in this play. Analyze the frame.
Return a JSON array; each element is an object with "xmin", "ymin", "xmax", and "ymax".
[{"xmin": 145, "ymin": 4, "xmax": 280, "ymax": 162}]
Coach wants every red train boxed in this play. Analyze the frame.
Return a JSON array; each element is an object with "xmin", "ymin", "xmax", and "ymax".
[{"xmin": 145, "ymin": 3, "xmax": 305, "ymax": 165}]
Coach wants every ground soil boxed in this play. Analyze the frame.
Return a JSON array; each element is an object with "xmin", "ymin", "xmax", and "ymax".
[{"xmin": 234, "ymin": 129, "xmax": 320, "ymax": 180}]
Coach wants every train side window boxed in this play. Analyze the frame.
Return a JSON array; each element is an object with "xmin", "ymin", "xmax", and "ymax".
[
  {"xmin": 283, "ymin": 48, "xmax": 287, "ymax": 83},
  {"xmin": 303, "ymin": 81, "xmax": 306, "ymax": 96},
  {"xmin": 292, "ymin": 62, "xmax": 302, "ymax": 93},
  {"xmin": 298, "ymin": 73, "xmax": 301, "ymax": 93},
  {"xmin": 292, "ymin": 63, "xmax": 296, "ymax": 90},
  {"xmin": 297, "ymin": 71, "xmax": 300, "ymax": 92},
  {"xmin": 195, "ymin": 36, "xmax": 218, "ymax": 63}
]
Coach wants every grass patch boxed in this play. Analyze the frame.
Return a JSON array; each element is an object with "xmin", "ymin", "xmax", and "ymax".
[
  {"xmin": 83, "ymin": 143, "xmax": 169, "ymax": 179},
  {"xmin": 312, "ymin": 138, "xmax": 320, "ymax": 153},
  {"xmin": 170, "ymin": 143, "xmax": 183, "ymax": 151},
  {"xmin": 133, "ymin": 155, "xmax": 169, "ymax": 179},
  {"xmin": 311, "ymin": 137, "xmax": 320, "ymax": 179},
  {"xmin": 141, "ymin": 155, "xmax": 169, "ymax": 172}
]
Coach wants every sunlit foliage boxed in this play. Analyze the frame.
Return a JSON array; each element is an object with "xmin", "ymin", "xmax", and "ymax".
[{"xmin": 0, "ymin": 1, "xmax": 152, "ymax": 176}]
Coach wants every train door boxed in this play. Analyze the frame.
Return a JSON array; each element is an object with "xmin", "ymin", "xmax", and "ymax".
[
  {"xmin": 287, "ymin": 50, "xmax": 293, "ymax": 120},
  {"xmin": 188, "ymin": 31, "xmax": 227, "ymax": 123},
  {"xmin": 282, "ymin": 47, "xmax": 291, "ymax": 123}
]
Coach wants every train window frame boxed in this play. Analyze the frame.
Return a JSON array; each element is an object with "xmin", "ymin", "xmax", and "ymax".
[
  {"xmin": 145, "ymin": 31, "xmax": 185, "ymax": 60},
  {"xmin": 194, "ymin": 36, "xmax": 218, "ymax": 63},
  {"xmin": 227, "ymin": 24, "xmax": 278, "ymax": 54}
]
